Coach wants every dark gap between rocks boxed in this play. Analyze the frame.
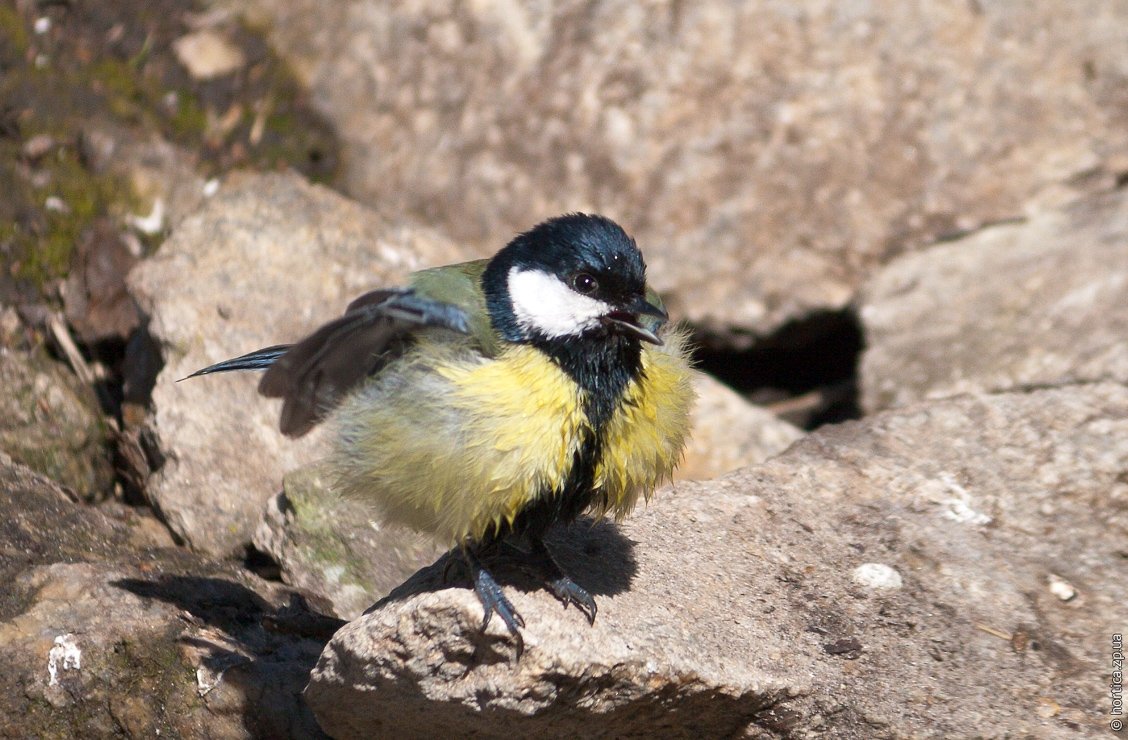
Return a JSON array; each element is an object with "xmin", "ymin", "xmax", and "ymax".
[
  {"xmin": 244, "ymin": 544, "xmax": 284, "ymax": 582},
  {"xmin": 690, "ymin": 308, "xmax": 865, "ymax": 430}
]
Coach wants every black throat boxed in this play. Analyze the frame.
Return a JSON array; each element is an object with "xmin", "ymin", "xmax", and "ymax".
[{"xmin": 531, "ymin": 330, "xmax": 643, "ymax": 431}]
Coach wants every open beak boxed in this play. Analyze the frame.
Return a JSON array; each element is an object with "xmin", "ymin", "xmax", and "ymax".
[{"xmin": 602, "ymin": 296, "xmax": 668, "ymax": 345}]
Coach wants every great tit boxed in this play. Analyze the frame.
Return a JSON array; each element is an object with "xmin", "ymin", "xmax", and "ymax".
[{"xmin": 190, "ymin": 213, "xmax": 695, "ymax": 653}]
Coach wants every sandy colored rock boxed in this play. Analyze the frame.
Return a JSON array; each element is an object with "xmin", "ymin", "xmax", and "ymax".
[
  {"xmin": 860, "ymin": 189, "xmax": 1128, "ymax": 411},
  {"xmin": 678, "ymin": 371, "xmax": 802, "ymax": 480},
  {"xmin": 128, "ymin": 171, "xmax": 466, "ymax": 556},
  {"xmin": 229, "ymin": 0, "xmax": 1128, "ymax": 336},
  {"xmin": 173, "ymin": 29, "xmax": 246, "ymax": 80},
  {"xmin": 306, "ymin": 383, "xmax": 1126, "ymax": 738}
]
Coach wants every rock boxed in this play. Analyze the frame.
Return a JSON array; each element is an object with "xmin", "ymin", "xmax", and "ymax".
[
  {"xmin": 0, "ymin": 306, "xmax": 23, "ymax": 347},
  {"xmin": 253, "ymin": 465, "xmax": 446, "ymax": 619},
  {"xmin": 306, "ymin": 383, "xmax": 1126, "ymax": 738},
  {"xmin": 0, "ymin": 348, "xmax": 114, "ymax": 498},
  {"xmin": 859, "ymin": 189, "xmax": 1128, "ymax": 411},
  {"xmin": 173, "ymin": 29, "xmax": 246, "ymax": 80},
  {"xmin": 63, "ymin": 218, "xmax": 141, "ymax": 344},
  {"xmin": 678, "ymin": 372, "xmax": 801, "ymax": 480},
  {"xmin": 233, "ymin": 0, "xmax": 1128, "ymax": 336},
  {"xmin": 0, "ymin": 458, "xmax": 331, "ymax": 738},
  {"xmin": 128, "ymin": 171, "xmax": 467, "ymax": 556}
]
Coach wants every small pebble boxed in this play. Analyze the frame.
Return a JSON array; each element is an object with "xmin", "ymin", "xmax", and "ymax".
[
  {"xmin": 1047, "ymin": 574, "xmax": 1076, "ymax": 602},
  {"xmin": 851, "ymin": 563, "xmax": 903, "ymax": 590}
]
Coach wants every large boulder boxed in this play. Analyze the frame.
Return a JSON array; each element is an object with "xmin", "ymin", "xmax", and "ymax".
[
  {"xmin": 235, "ymin": 0, "xmax": 1128, "ymax": 337},
  {"xmin": 859, "ymin": 189, "xmax": 1128, "ymax": 411},
  {"xmin": 306, "ymin": 383, "xmax": 1125, "ymax": 738}
]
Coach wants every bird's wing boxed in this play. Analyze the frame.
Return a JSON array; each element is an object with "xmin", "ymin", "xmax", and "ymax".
[{"xmin": 259, "ymin": 288, "xmax": 472, "ymax": 437}]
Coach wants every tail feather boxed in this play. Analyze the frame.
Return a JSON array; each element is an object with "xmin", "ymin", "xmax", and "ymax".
[{"xmin": 181, "ymin": 344, "xmax": 294, "ymax": 380}]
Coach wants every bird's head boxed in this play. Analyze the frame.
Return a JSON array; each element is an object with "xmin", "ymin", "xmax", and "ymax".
[{"xmin": 483, "ymin": 213, "xmax": 667, "ymax": 347}]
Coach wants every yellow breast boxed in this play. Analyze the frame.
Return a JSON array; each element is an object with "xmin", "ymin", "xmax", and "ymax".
[
  {"xmin": 331, "ymin": 341, "xmax": 590, "ymax": 543},
  {"xmin": 330, "ymin": 331, "xmax": 694, "ymax": 544},
  {"xmin": 594, "ymin": 327, "xmax": 696, "ymax": 519},
  {"xmin": 436, "ymin": 344, "xmax": 591, "ymax": 526}
]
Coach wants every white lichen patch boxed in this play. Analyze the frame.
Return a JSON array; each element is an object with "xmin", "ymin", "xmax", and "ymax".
[
  {"xmin": 47, "ymin": 633, "xmax": 82, "ymax": 686},
  {"xmin": 931, "ymin": 474, "xmax": 993, "ymax": 526}
]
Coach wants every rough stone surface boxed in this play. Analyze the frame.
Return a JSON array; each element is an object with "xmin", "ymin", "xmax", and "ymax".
[
  {"xmin": 62, "ymin": 218, "xmax": 142, "ymax": 344},
  {"xmin": 128, "ymin": 171, "xmax": 465, "ymax": 556},
  {"xmin": 253, "ymin": 465, "xmax": 446, "ymax": 620},
  {"xmin": 859, "ymin": 188, "xmax": 1128, "ymax": 412},
  {"xmin": 0, "ymin": 348, "xmax": 114, "ymax": 498},
  {"xmin": 231, "ymin": 0, "xmax": 1128, "ymax": 336},
  {"xmin": 306, "ymin": 383, "xmax": 1127, "ymax": 738},
  {"xmin": 0, "ymin": 457, "xmax": 331, "ymax": 739},
  {"xmin": 679, "ymin": 372, "xmax": 802, "ymax": 480}
]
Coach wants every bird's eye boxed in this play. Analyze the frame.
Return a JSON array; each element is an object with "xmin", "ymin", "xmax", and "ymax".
[{"xmin": 570, "ymin": 272, "xmax": 599, "ymax": 295}]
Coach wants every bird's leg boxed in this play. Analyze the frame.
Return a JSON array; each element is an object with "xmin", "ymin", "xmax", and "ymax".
[
  {"xmin": 462, "ymin": 544, "xmax": 525, "ymax": 655},
  {"xmin": 523, "ymin": 536, "xmax": 598, "ymax": 624}
]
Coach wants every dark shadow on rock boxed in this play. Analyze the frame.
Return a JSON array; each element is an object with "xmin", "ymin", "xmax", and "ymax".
[
  {"xmin": 370, "ymin": 517, "xmax": 638, "ymax": 613},
  {"xmin": 115, "ymin": 575, "xmax": 346, "ymax": 641},
  {"xmin": 113, "ymin": 575, "xmax": 342, "ymax": 739},
  {"xmin": 117, "ymin": 575, "xmax": 267, "ymax": 628}
]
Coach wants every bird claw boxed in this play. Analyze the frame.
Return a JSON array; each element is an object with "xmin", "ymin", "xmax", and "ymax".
[{"xmin": 546, "ymin": 576, "xmax": 597, "ymax": 624}]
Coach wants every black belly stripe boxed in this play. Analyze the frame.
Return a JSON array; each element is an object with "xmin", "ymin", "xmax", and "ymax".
[
  {"xmin": 494, "ymin": 431, "xmax": 602, "ymax": 542},
  {"xmin": 481, "ymin": 330, "xmax": 643, "ymax": 544}
]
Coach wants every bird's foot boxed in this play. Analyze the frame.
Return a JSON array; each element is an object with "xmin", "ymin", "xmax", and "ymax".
[
  {"xmin": 464, "ymin": 548, "xmax": 525, "ymax": 657},
  {"xmin": 544, "ymin": 574, "xmax": 597, "ymax": 624},
  {"xmin": 527, "ymin": 537, "xmax": 598, "ymax": 624}
]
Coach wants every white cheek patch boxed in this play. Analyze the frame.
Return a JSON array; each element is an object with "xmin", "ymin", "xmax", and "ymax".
[{"xmin": 507, "ymin": 267, "xmax": 612, "ymax": 338}]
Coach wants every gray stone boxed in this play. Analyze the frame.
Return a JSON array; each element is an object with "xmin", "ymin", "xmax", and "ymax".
[
  {"xmin": 128, "ymin": 171, "xmax": 466, "ymax": 556},
  {"xmin": 0, "ymin": 348, "xmax": 114, "ymax": 498},
  {"xmin": 228, "ymin": 0, "xmax": 1128, "ymax": 336},
  {"xmin": 78, "ymin": 117, "xmax": 209, "ymax": 235},
  {"xmin": 306, "ymin": 383, "xmax": 1126, "ymax": 738},
  {"xmin": 679, "ymin": 371, "xmax": 802, "ymax": 480},
  {"xmin": 860, "ymin": 189, "xmax": 1128, "ymax": 411},
  {"xmin": 0, "ymin": 458, "xmax": 331, "ymax": 739}
]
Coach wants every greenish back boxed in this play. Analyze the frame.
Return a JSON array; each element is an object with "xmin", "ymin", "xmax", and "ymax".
[{"xmin": 409, "ymin": 260, "xmax": 501, "ymax": 355}]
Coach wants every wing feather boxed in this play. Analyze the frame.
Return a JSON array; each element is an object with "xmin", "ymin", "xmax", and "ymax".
[{"xmin": 257, "ymin": 289, "xmax": 471, "ymax": 437}]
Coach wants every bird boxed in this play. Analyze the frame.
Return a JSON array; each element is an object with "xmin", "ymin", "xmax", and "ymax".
[{"xmin": 188, "ymin": 213, "xmax": 695, "ymax": 654}]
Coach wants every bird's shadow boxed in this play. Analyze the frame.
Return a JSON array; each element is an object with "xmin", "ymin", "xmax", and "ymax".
[
  {"xmin": 372, "ymin": 517, "xmax": 638, "ymax": 612},
  {"xmin": 109, "ymin": 518, "xmax": 637, "ymax": 712},
  {"xmin": 111, "ymin": 574, "xmax": 339, "ymax": 737}
]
